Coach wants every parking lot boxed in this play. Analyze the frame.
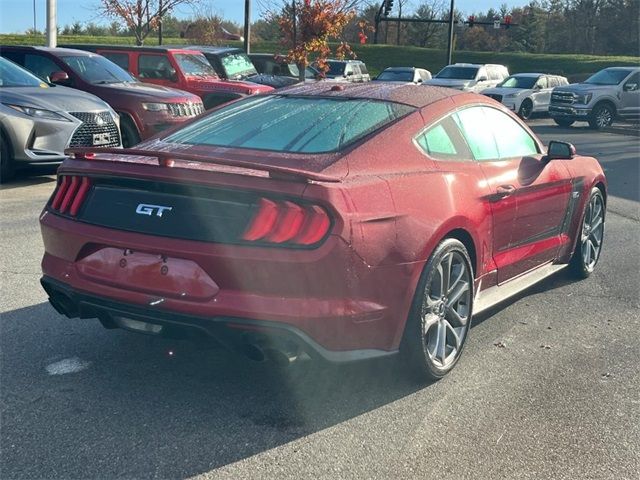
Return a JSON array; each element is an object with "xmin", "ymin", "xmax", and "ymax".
[{"xmin": 1, "ymin": 121, "xmax": 639, "ymax": 479}]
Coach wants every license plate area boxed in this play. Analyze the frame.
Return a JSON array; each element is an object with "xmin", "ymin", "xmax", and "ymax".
[
  {"xmin": 76, "ymin": 248, "xmax": 219, "ymax": 300},
  {"xmin": 92, "ymin": 132, "xmax": 111, "ymax": 146}
]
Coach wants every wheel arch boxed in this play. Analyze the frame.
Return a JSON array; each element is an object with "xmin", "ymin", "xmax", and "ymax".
[{"xmin": 592, "ymin": 98, "xmax": 617, "ymax": 115}]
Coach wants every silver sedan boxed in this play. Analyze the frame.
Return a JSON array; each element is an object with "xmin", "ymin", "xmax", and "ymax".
[{"xmin": 0, "ymin": 57, "xmax": 121, "ymax": 182}]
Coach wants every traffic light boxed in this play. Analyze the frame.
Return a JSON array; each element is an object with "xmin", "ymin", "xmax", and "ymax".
[
  {"xmin": 383, "ymin": 0, "xmax": 394, "ymax": 17},
  {"xmin": 468, "ymin": 15, "xmax": 475, "ymax": 27},
  {"xmin": 504, "ymin": 14, "xmax": 512, "ymax": 29}
]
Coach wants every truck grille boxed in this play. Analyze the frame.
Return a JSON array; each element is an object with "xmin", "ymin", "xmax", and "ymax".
[
  {"xmin": 484, "ymin": 93, "xmax": 503, "ymax": 102},
  {"xmin": 167, "ymin": 102, "xmax": 204, "ymax": 117},
  {"xmin": 69, "ymin": 111, "xmax": 120, "ymax": 148},
  {"xmin": 551, "ymin": 91, "xmax": 576, "ymax": 105}
]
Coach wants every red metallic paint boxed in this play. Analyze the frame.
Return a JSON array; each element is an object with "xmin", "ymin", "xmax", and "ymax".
[{"xmin": 39, "ymin": 85, "xmax": 606, "ymax": 358}]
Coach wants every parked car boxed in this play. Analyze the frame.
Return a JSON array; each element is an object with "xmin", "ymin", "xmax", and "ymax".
[
  {"xmin": 40, "ymin": 83, "xmax": 606, "ymax": 381},
  {"xmin": 249, "ymin": 53, "xmax": 320, "ymax": 83},
  {"xmin": 323, "ymin": 59, "xmax": 371, "ymax": 82},
  {"xmin": 549, "ymin": 66, "xmax": 640, "ymax": 129},
  {"xmin": 425, "ymin": 63, "xmax": 509, "ymax": 92},
  {"xmin": 374, "ymin": 67, "xmax": 432, "ymax": 83},
  {"xmin": 482, "ymin": 73, "xmax": 569, "ymax": 119},
  {"xmin": 0, "ymin": 57, "xmax": 120, "ymax": 182},
  {"xmin": 0, "ymin": 46, "xmax": 203, "ymax": 147},
  {"xmin": 64, "ymin": 45, "xmax": 273, "ymax": 109},
  {"xmin": 184, "ymin": 46, "xmax": 303, "ymax": 90}
]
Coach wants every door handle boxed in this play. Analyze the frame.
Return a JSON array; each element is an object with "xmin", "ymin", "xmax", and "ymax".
[{"xmin": 496, "ymin": 185, "xmax": 516, "ymax": 197}]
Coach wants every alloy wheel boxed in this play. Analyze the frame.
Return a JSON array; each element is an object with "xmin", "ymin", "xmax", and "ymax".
[
  {"xmin": 595, "ymin": 105, "xmax": 613, "ymax": 129},
  {"xmin": 422, "ymin": 251, "xmax": 471, "ymax": 368},
  {"xmin": 581, "ymin": 193, "xmax": 605, "ymax": 271}
]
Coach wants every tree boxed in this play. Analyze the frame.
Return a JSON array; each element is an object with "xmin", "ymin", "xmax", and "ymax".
[
  {"xmin": 98, "ymin": 0, "xmax": 199, "ymax": 45},
  {"xmin": 273, "ymin": 0, "xmax": 360, "ymax": 81},
  {"xmin": 407, "ymin": 1, "xmax": 447, "ymax": 47}
]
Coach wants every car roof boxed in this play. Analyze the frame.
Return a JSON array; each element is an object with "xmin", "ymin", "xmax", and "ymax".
[
  {"xmin": 327, "ymin": 59, "xmax": 365, "ymax": 64},
  {"xmin": 57, "ymin": 44, "xmax": 197, "ymax": 54},
  {"xmin": 0, "ymin": 45, "xmax": 94, "ymax": 57},
  {"xmin": 510, "ymin": 73, "xmax": 544, "ymax": 77},
  {"xmin": 277, "ymin": 82, "xmax": 462, "ymax": 108}
]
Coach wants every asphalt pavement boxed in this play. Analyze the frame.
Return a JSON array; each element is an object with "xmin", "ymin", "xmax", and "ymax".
[{"xmin": 1, "ymin": 122, "xmax": 639, "ymax": 480}]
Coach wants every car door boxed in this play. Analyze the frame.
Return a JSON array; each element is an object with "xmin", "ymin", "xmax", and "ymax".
[
  {"xmin": 532, "ymin": 76, "xmax": 551, "ymax": 111},
  {"xmin": 454, "ymin": 105, "xmax": 572, "ymax": 283},
  {"xmin": 619, "ymin": 72, "xmax": 640, "ymax": 121}
]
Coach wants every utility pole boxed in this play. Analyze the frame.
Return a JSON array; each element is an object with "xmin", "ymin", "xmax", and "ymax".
[
  {"xmin": 33, "ymin": 0, "xmax": 37, "ymax": 35},
  {"xmin": 46, "ymin": 0, "xmax": 57, "ymax": 47},
  {"xmin": 446, "ymin": 0, "xmax": 455, "ymax": 65},
  {"xmin": 292, "ymin": 1, "xmax": 297, "ymax": 47},
  {"xmin": 243, "ymin": 0, "xmax": 251, "ymax": 53},
  {"xmin": 396, "ymin": 1, "xmax": 402, "ymax": 45}
]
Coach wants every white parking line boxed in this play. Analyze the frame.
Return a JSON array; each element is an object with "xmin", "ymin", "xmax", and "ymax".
[{"xmin": 45, "ymin": 357, "xmax": 91, "ymax": 376}]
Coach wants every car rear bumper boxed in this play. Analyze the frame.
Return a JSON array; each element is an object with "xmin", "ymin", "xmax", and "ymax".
[
  {"xmin": 40, "ymin": 211, "xmax": 412, "ymax": 358},
  {"xmin": 40, "ymin": 275, "xmax": 397, "ymax": 362}
]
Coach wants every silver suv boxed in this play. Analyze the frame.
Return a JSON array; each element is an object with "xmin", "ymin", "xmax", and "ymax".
[
  {"xmin": 425, "ymin": 63, "xmax": 509, "ymax": 92},
  {"xmin": 549, "ymin": 67, "xmax": 640, "ymax": 129},
  {"xmin": 324, "ymin": 60, "xmax": 371, "ymax": 83}
]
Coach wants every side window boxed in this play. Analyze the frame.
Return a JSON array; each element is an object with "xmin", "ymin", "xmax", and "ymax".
[
  {"xmin": 536, "ymin": 76, "xmax": 548, "ymax": 89},
  {"xmin": 24, "ymin": 54, "xmax": 60, "ymax": 81},
  {"xmin": 488, "ymin": 67, "xmax": 501, "ymax": 81},
  {"xmin": 138, "ymin": 54, "xmax": 175, "ymax": 80},
  {"xmin": 359, "ymin": 64, "xmax": 369, "ymax": 75},
  {"xmin": 415, "ymin": 116, "xmax": 472, "ymax": 161},
  {"xmin": 547, "ymin": 76, "xmax": 557, "ymax": 88},
  {"xmin": 452, "ymin": 107, "xmax": 499, "ymax": 161},
  {"xmin": 101, "ymin": 52, "xmax": 129, "ymax": 71},
  {"xmin": 624, "ymin": 72, "xmax": 639, "ymax": 91},
  {"xmin": 482, "ymin": 107, "xmax": 539, "ymax": 158}
]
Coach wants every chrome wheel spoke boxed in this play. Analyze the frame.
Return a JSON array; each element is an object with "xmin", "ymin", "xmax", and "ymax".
[
  {"xmin": 447, "ymin": 280, "xmax": 469, "ymax": 308},
  {"xmin": 447, "ymin": 305, "xmax": 468, "ymax": 328},
  {"xmin": 437, "ymin": 320, "xmax": 447, "ymax": 364}
]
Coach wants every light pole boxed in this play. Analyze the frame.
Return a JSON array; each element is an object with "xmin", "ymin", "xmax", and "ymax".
[
  {"xmin": 446, "ymin": 0, "xmax": 455, "ymax": 65},
  {"xmin": 243, "ymin": 0, "xmax": 251, "ymax": 53},
  {"xmin": 46, "ymin": 0, "xmax": 57, "ymax": 47}
]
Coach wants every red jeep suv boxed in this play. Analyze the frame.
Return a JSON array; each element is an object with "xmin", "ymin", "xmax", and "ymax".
[
  {"xmin": 0, "ymin": 46, "xmax": 204, "ymax": 147},
  {"xmin": 66, "ymin": 45, "xmax": 274, "ymax": 109}
]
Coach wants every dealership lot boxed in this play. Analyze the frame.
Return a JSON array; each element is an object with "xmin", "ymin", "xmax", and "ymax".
[{"xmin": 1, "ymin": 123, "xmax": 639, "ymax": 479}]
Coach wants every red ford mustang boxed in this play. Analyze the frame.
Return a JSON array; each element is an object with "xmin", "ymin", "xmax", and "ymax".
[{"xmin": 40, "ymin": 83, "xmax": 606, "ymax": 380}]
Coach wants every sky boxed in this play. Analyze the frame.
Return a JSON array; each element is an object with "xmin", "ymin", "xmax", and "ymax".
[{"xmin": 0, "ymin": 1, "xmax": 530, "ymax": 34}]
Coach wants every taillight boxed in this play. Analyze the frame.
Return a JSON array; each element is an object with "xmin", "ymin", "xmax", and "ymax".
[
  {"xmin": 242, "ymin": 197, "xmax": 331, "ymax": 246},
  {"xmin": 49, "ymin": 175, "xmax": 92, "ymax": 217}
]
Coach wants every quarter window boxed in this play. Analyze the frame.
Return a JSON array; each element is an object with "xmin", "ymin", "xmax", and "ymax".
[{"xmin": 415, "ymin": 116, "xmax": 472, "ymax": 161}]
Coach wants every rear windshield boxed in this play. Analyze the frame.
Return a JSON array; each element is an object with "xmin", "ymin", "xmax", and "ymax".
[
  {"xmin": 436, "ymin": 66, "xmax": 479, "ymax": 80},
  {"xmin": 164, "ymin": 95, "xmax": 415, "ymax": 154},
  {"xmin": 221, "ymin": 53, "xmax": 257, "ymax": 79}
]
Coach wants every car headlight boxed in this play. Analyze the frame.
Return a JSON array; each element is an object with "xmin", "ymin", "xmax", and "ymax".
[
  {"xmin": 142, "ymin": 102, "xmax": 169, "ymax": 112},
  {"xmin": 504, "ymin": 93, "xmax": 519, "ymax": 98},
  {"xmin": 575, "ymin": 93, "xmax": 592, "ymax": 104},
  {"xmin": 5, "ymin": 104, "xmax": 71, "ymax": 122}
]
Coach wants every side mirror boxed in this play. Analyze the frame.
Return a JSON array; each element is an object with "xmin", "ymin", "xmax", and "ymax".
[
  {"xmin": 546, "ymin": 140, "xmax": 576, "ymax": 161},
  {"xmin": 416, "ymin": 77, "xmax": 423, "ymax": 83},
  {"xmin": 624, "ymin": 82, "xmax": 638, "ymax": 92},
  {"xmin": 49, "ymin": 71, "xmax": 70, "ymax": 85},
  {"xmin": 477, "ymin": 76, "xmax": 488, "ymax": 82}
]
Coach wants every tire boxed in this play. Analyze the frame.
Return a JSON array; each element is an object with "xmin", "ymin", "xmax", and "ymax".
[
  {"xmin": 0, "ymin": 131, "xmax": 15, "ymax": 184},
  {"xmin": 588, "ymin": 102, "xmax": 615, "ymax": 130},
  {"xmin": 401, "ymin": 238, "xmax": 474, "ymax": 381},
  {"xmin": 518, "ymin": 99, "xmax": 533, "ymax": 120},
  {"xmin": 570, "ymin": 187, "xmax": 605, "ymax": 278},
  {"xmin": 554, "ymin": 118, "xmax": 575, "ymax": 128},
  {"xmin": 119, "ymin": 115, "xmax": 141, "ymax": 148}
]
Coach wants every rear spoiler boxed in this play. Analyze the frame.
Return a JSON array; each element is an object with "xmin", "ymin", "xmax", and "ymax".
[{"xmin": 65, "ymin": 147, "xmax": 342, "ymax": 183}]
